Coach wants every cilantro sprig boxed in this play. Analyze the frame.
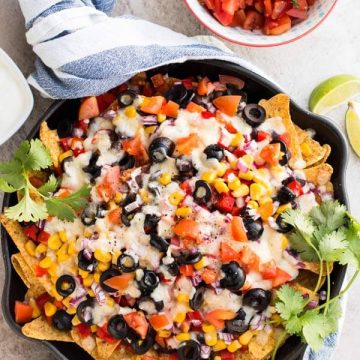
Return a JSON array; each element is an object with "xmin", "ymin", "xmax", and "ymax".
[
  {"xmin": 0, "ymin": 140, "xmax": 90, "ymax": 222},
  {"xmin": 272, "ymin": 201, "xmax": 360, "ymax": 358}
]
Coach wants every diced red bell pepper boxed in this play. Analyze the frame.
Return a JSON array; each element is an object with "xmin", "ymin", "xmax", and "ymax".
[
  {"xmin": 179, "ymin": 264, "xmax": 195, "ymax": 277},
  {"xmin": 23, "ymin": 224, "xmax": 39, "ymax": 241},
  {"xmin": 37, "ymin": 230, "xmax": 50, "ymax": 244},
  {"xmin": 15, "ymin": 301, "xmax": 33, "ymax": 323},
  {"xmin": 96, "ymin": 323, "xmax": 118, "ymax": 344},
  {"xmin": 59, "ymin": 137, "xmax": 72, "ymax": 151},
  {"xmin": 201, "ymin": 111, "xmax": 215, "ymax": 119},
  {"xmin": 74, "ymin": 119, "xmax": 90, "ymax": 134},
  {"xmin": 216, "ymin": 193, "xmax": 235, "ymax": 213},
  {"xmin": 79, "ymin": 96, "xmax": 100, "ymax": 120},
  {"xmin": 36, "ymin": 292, "xmax": 52, "ymax": 312},
  {"xmin": 179, "ymin": 181, "xmax": 192, "ymax": 195},
  {"xmin": 96, "ymin": 93, "xmax": 116, "ymax": 113},
  {"xmin": 76, "ymin": 323, "xmax": 92, "ymax": 338},
  {"xmin": 272, "ymin": 268, "xmax": 292, "ymax": 288},
  {"xmin": 257, "ymin": 131, "xmax": 270, "ymax": 142},
  {"xmin": 34, "ymin": 265, "xmax": 48, "ymax": 277},
  {"xmin": 221, "ymin": 350, "xmax": 236, "ymax": 360},
  {"xmin": 182, "ymin": 78, "xmax": 194, "ymax": 90},
  {"xmin": 287, "ymin": 180, "xmax": 303, "ymax": 196},
  {"xmin": 286, "ymin": 8, "xmax": 308, "ymax": 19}
]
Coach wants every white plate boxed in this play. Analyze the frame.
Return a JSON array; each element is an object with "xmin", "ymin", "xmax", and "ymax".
[{"xmin": 0, "ymin": 49, "xmax": 34, "ymax": 145}]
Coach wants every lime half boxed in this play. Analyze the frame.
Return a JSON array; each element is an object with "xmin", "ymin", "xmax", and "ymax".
[
  {"xmin": 346, "ymin": 101, "xmax": 360, "ymax": 157},
  {"xmin": 309, "ymin": 75, "xmax": 360, "ymax": 115}
]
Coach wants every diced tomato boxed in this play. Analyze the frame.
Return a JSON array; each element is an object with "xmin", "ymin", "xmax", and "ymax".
[
  {"xmin": 213, "ymin": 95, "xmax": 241, "ymax": 117},
  {"xmin": 96, "ymin": 323, "xmax": 118, "ymax": 344},
  {"xmin": 182, "ymin": 78, "xmax": 194, "ymax": 90},
  {"xmin": 254, "ymin": 0, "xmax": 264, "ymax": 13},
  {"xmin": 201, "ymin": 268, "xmax": 218, "ymax": 284},
  {"xmin": 222, "ymin": 0, "xmax": 241, "ymax": 15},
  {"xmin": 74, "ymin": 119, "xmax": 90, "ymax": 134},
  {"xmin": 269, "ymin": 14, "xmax": 291, "ymax": 35},
  {"xmin": 231, "ymin": 216, "xmax": 248, "ymax": 242},
  {"xmin": 23, "ymin": 224, "xmax": 38, "ymax": 241},
  {"xmin": 149, "ymin": 314, "xmax": 170, "ymax": 330},
  {"xmin": 142, "ymin": 82, "xmax": 154, "ymax": 97},
  {"xmin": 197, "ymin": 77, "xmax": 210, "ymax": 96},
  {"xmin": 286, "ymin": 8, "xmax": 308, "ymax": 19},
  {"xmin": 34, "ymin": 265, "xmax": 48, "ymax": 277},
  {"xmin": 260, "ymin": 261, "xmax": 277, "ymax": 279},
  {"xmin": 179, "ymin": 180, "xmax": 192, "ymax": 195},
  {"xmin": 296, "ymin": 0, "xmax": 309, "ymax": 10},
  {"xmin": 287, "ymin": 180, "xmax": 303, "ymax": 196},
  {"xmin": 107, "ymin": 207, "xmax": 121, "ymax": 225},
  {"xmin": 179, "ymin": 264, "xmax": 195, "ymax": 277},
  {"xmin": 79, "ymin": 96, "xmax": 100, "ymax": 120},
  {"xmin": 204, "ymin": 0, "xmax": 216, "ymax": 10},
  {"xmin": 76, "ymin": 323, "xmax": 92, "ymax": 338},
  {"xmin": 176, "ymin": 133, "xmax": 202, "ymax": 156},
  {"xmin": 205, "ymin": 309, "xmax": 236, "ymax": 330},
  {"xmin": 37, "ymin": 230, "xmax": 50, "ymax": 244},
  {"xmin": 278, "ymin": 132, "xmax": 291, "ymax": 146},
  {"xmin": 151, "ymin": 74, "xmax": 165, "ymax": 88},
  {"xmin": 187, "ymin": 311, "xmax": 203, "ymax": 323},
  {"xmin": 271, "ymin": 0, "xmax": 291, "ymax": 20},
  {"xmin": 96, "ymin": 166, "xmax": 120, "ymax": 202},
  {"xmin": 122, "ymin": 134, "xmax": 149, "ymax": 163},
  {"xmin": 239, "ymin": 247, "xmax": 260, "ymax": 272},
  {"xmin": 243, "ymin": 10, "xmax": 264, "ymax": 30},
  {"xmin": 216, "ymin": 193, "xmax": 235, "ymax": 213},
  {"xmin": 263, "ymin": 0, "xmax": 272, "ymax": 17},
  {"xmin": 103, "ymin": 273, "xmax": 134, "ymax": 290},
  {"xmin": 161, "ymin": 100, "xmax": 180, "ymax": 118},
  {"xmin": 233, "ymin": 148, "xmax": 246, "ymax": 157},
  {"xmin": 201, "ymin": 111, "xmax": 215, "ymax": 119},
  {"xmin": 36, "ymin": 293, "xmax": 52, "ymax": 312},
  {"xmin": 257, "ymin": 130, "xmax": 270, "ymax": 142},
  {"xmin": 174, "ymin": 219, "xmax": 200, "ymax": 240},
  {"xmin": 260, "ymin": 143, "xmax": 281, "ymax": 166},
  {"xmin": 231, "ymin": 9, "xmax": 246, "ymax": 26},
  {"xmin": 186, "ymin": 102, "xmax": 206, "ymax": 113},
  {"xmin": 220, "ymin": 350, "xmax": 236, "ymax": 360},
  {"xmin": 272, "ymin": 268, "xmax": 292, "ymax": 288},
  {"xmin": 140, "ymin": 96, "xmax": 166, "ymax": 115},
  {"xmin": 124, "ymin": 311, "xmax": 149, "ymax": 339},
  {"xmin": 15, "ymin": 301, "xmax": 33, "ymax": 323},
  {"xmin": 220, "ymin": 242, "xmax": 240, "ymax": 263},
  {"xmin": 214, "ymin": 10, "xmax": 234, "ymax": 26},
  {"xmin": 96, "ymin": 93, "xmax": 116, "ymax": 113}
]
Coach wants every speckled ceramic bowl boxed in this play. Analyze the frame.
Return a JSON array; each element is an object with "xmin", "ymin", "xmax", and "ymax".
[{"xmin": 184, "ymin": 0, "xmax": 337, "ymax": 47}]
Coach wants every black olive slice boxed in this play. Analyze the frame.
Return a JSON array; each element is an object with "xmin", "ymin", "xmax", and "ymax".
[
  {"xmin": 175, "ymin": 157, "xmax": 193, "ymax": 172},
  {"xmin": 166, "ymin": 84, "xmax": 188, "ymax": 105},
  {"xmin": 107, "ymin": 315, "xmax": 128, "ymax": 339},
  {"xmin": 243, "ymin": 104, "xmax": 266, "ymax": 127},
  {"xmin": 149, "ymin": 137, "xmax": 175, "ymax": 163},
  {"xmin": 117, "ymin": 90, "xmax": 137, "ymax": 108},
  {"xmin": 225, "ymin": 308, "xmax": 249, "ymax": 334},
  {"xmin": 193, "ymin": 180, "xmax": 212, "ymax": 205},
  {"xmin": 189, "ymin": 287, "xmax": 206, "ymax": 311},
  {"xmin": 52, "ymin": 309, "xmax": 73, "ymax": 331},
  {"xmin": 220, "ymin": 262, "xmax": 246, "ymax": 291},
  {"xmin": 57, "ymin": 118, "xmax": 74, "ymax": 138},
  {"xmin": 76, "ymin": 299, "xmax": 94, "ymax": 325},
  {"xmin": 137, "ymin": 297, "xmax": 164, "ymax": 314},
  {"xmin": 203, "ymin": 144, "xmax": 224, "ymax": 161},
  {"xmin": 144, "ymin": 214, "xmax": 161, "ymax": 234},
  {"xmin": 80, "ymin": 204, "xmax": 98, "ymax": 226},
  {"xmin": 270, "ymin": 139, "xmax": 291, "ymax": 166},
  {"xmin": 150, "ymin": 234, "xmax": 170, "ymax": 252},
  {"xmin": 138, "ymin": 270, "xmax": 159, "ymax": 295},
  {"xmin": 177, "ymin": 340, "xmax": 201, "ymax": 360},
  {"xmin": 78, "ymin": 250, "xmax": 97, "ymax": 273},
  {"xmin": 276, "ymin": 214, "xmax": 293, "ymax": 233},
  {"xmin": 244, "ymin": 220, "xmax": 264, "ymax": 241},
  {"xmin": 277, "ymin": 186, "xmax": 296, "ymax": 205},
  {"xmin": 56, "ymin": 275, "xmax": 76, "ymax": 297},
  {"xmin": 177, "ymin": 251, "xmax": 202, "ymax": 265},
  {"xmin": 100, "ymin": 268, "xmax": 121, "ymax": 292},
  {"xmin": 243, "ymin": 288, "xmax": 271, "ymax": 312},
  {"xmin": 117, "ymin": 253, "xmax": 138, "ymax": 273},
  {"xmin": 60, "ymin": 155, "xmax": 74, "ymax": 173},
  {"xmin": 119, "ymin": 152, "xmax": 136, "ymax": 170},
  {"xmin": 130, "ymin": 328, "xmax": 155, "ymax": 355},
  {"xmin": 166, "ymin": 261, "xmax": 179, "ymax": 277}
]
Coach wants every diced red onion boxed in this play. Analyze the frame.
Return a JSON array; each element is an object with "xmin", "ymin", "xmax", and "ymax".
[
  {"xmin": 201, "ymin": 345, "xmax": 211, "ymax": 359},
  {"xmin": 124, "ymin": 201, "xmax": 141, "ymax": 213},
  {"xmin": 170, "ymin": 237, "xmax": 181, "ymax": 247},
  {"xmin": 82, "ymin": 307, "xmax": 92, "ymax": 323},
  {"xmin": 142, "ymin": 115, "xmax": 158, "ymax": 125},
  {"xmin": 191, "ymin": 273, "xmax": 202, "ymax": 287},
  {"xmin": 319, "ymin": 290, "xmax": 327, "ymax": 301},
  {"xmin": 103, "ymin": 110, "xmax": 117, "ymax": 120},
  {"xmin": 267, "ymin": 216, "xmax": 278, "ymax": 230},
  {"xmin": 213, "ymin": 81, "xmax": 227, "ymax": 92},
  {"xmin": 73, "ymin": 128, "xmax": 84, "ymax": 138},
  {"xmin": 36, "ymin": 220, "xmax": 46, "ymax": 230},
  {"xmin": 191, "ymin": 319, "xmax": 203, "ymax": 327},
  {"xmin": 91, "ymin": 282, "xmax": 106, "ymax": 305},
  {"xmin": 69, "ymin": 296, "xmax": 85, "ymax": 307},
  {"xmin": 219, "ymin": 75, "xmax": 245, "ymax": 89},
  {"xmin": 118, "ymin": 182, "xmax": 130, "ymax": 193},
  {"xmin": 243, "ymin": 140, "xmax": 257, "ymax": 152},
  {"xmin": 308, "ymin": 299, "xmax": 319, "ymax": 308},
  {"xmin": 244, "ymin": 134, "xmax": 251, "ymax": 142},
  {"xmin": 236, "ymin": 197, "xmax": 245, "ymax": 209},
  {"xmin": 218, "ymin": 332, "xmax": 234, "ymax": 344},
  {"xmin": 236, "ymin": 159, "xmax": 248, "ymax": 173},
  {"xmin": 83, "ymin": 248, "xmax": 93, "ymax": 260},
  {"xmin": 250, "ymin": 314, "xmax": 262, "ymax": 330}
]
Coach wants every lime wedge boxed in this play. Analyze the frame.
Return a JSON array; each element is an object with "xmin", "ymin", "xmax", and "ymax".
[
  {"xmin": 346, "ymin": 101, "xmax": 360, "ymax": 157},
  {"xmin": 309, "ymin": 75, "xmax": 360, "ymax": 115}
]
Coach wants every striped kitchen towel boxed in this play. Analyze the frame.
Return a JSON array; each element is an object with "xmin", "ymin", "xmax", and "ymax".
[{"xmin": 17, "ymin": 1, "xmax": 345, "ymax": 359}]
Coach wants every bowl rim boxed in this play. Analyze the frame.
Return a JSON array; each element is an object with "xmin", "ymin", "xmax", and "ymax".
[{"xmin": 183, "ymin": 0, "xmax": 338, "ymax": 47}]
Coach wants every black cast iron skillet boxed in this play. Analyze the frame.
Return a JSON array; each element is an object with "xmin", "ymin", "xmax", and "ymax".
[{"xmin": 1, "ymin": 60, "xmax": 349, "ymax": 360}]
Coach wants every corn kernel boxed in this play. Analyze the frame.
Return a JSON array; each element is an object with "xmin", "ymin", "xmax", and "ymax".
[
  {"xmin": 67, "ymin": 242, "xmax": 77, "ymax": 255},
  {"xmin": 144, "ymin": 125, "xmax": 156, "ymax": 135},
  {"xmin": 250, "ymin": 183, "xmax": 266, "ymax": 201},
  {"xmin": 227, "ymin": 340, "xmax": 241, "ymax": 353},
  {"xmin": 39, "ymin": 256, "xmax": 52, "ymax": 268},
  {"xmin": 108, "ymin": 201, "xmax": 117, "ymax": 210},
  {"xmin": 50, "ymin": 285, "xmax": 63, "ymax": 301},
  {"xmin": 107, "ymin": 298, "xmax": 115, "ymax": 307},
  {"xmin": 50, "ymin": 276, "xmax": 58, "ymax": 284},
  {"xmin": 94, "ymin": 272, "xmax": 101, "ymax": 283},
  {"xmin": 113, "ymin": 192, "xmax": 122, "ymax": 204},
  {"xmin": 35, "ymin": 243, "xmax": 47, "ymax": 255},
  {"xmin": 112, "ymin": 251, "xmax": 121, "ymax": 265},
  {"xmin": 94, "ymin": 249, "xmax": 112, "ymax": 263},
  {"xmin": 47, "ymin": 264, "xmax": 57, "ymax": 277},
  {"xmin": 25, "ymin": 240, "xmax": 36, "ymax": 257},
  {"xmin": 57, "ymin": 243, "xmax": 68, "ymax": 257},
  {"xmin": 66, "ymin": 306, "xmax": 77, "ymax": 315},
  {"xmin": 169, "ymin": 191, "xmax": 184, "ymax": 206},
  {"xmin": 228, "ymin": 178, "xmax": 241, "ymax": 191},
  {"xmin": 29, "ymin": 298, "xmax": 41, "ymax": 318},
  {"xmin": 124, "ymin": 105, "xmax": 137, "ymax": 118},
  {"xmin": 205, "ymin": 331, "xmax": 217, "ymax": 346},
  {"xmin": 214, "ymin": 357, "xmax": 221, "ymax": 360},
  {"xmin": 175, "ymin": 207, "xmax": 192, "ymax": 217},
  {"xmin": 247, "ymin": 200, "xmax": 259, "ymax": 209},
  {"xmin": 301, "ymin": 142, "xmax": 312, "ymax": 157},
  {"xmin": 158, "ymin": 330, "xmax": 171, "ymax": 338},
  {"xmin": 98, "ymin": 261, "xmax": 111, "ymax": 272},
  {"xmin": 72, "ymin": 316, "xmax": 81, "ymax": 326},
  {"xmin": 281, "ymin": 235, "xmax": 289, "ymax": 250},
  {"xmin": 230, "ymin": 133, "xmax": 244, "ymax": 147},
  {"xmin": 57, "ymin": 253, "xmax": 70, "ymax": 263},
  {"xmin": 48, "ymin": 233, "xmax": 62, "ymax": 250},
  {"xmin": 59, "ymin": 150, "xmax": 73, "ymax": 164},
  {"xmin": 213, "ymin": 340, "xmax": 227, "ymax": 352},
  {"xmin": 239, "ymin": 330, "xmax": 254, "ymax": 346},
  {"xmin": 88, "ymin": 289, "xmax": 96, "ymax": 297},
  {"xmin": 214, "ymin": 180, "xmax": 229, "ymax": 194},
  {"xmin": 58, "ymin": 230, "xmax": 67, "ymax": 243},
  {"xmin": 139, "ymin": 188, "xmax": 150, "ymax": 204},
  {"xmin": 242, "ymin": 154, "xmax": 254, "ymax": 167},
  {"xmin": 232, "ymin": 184, "xmax": 249, "ymax": 198},
  {"xmin": 277, "ymin": 203, "xmax": 292, "ymax": 214},
  {"xmin": 84, "ymin": 229, "xmax": 93, "ymax": 238},
  {"xmin": 176, "ymin": 293, "xmax": 190, "ymax": 303},
  {"xmin": 238, "ymin": 170, "xmax": 254, "ymax": 181},
  {"xmin": 91, "ymin": 325, "xmax": 98, "ymax": 333},
  {"xmin": 216, "ymin": 163, "xmax": 228, "ymax": 177},
  {"xmin": 83, "ymin": 275, "xmax": 94, "ymax": 287},
  {"xmin": 202, "ymin": 324, "xmax": 216, "ymax": 333},
  {"xmin": 159, "ymin": 173, "xmax": 172, "ymax": 186},
  {"xmin": 176, "ymin": 333, "xmax": 191, "ymax": 342},
  {"xmin": 79, "ymin": 269, "xmax": 89, "ymax": 278},
  {"xmin": 44, "ymin": 302, "xmax": 57, "ymax": 317},
  {"xmin": 157, "ymin": 113, "xmax": 167, "ymax": 123},
  {"xmin": 174, "ymin": 312, "xmax": 186, "ymax": 324},
  {"xmin": 194, "ymin": 257, "xmax": 207, "ymax": 270},
  {"xmin": 201, "ymin": 172, "xmax": 217, "ymax": 184}
]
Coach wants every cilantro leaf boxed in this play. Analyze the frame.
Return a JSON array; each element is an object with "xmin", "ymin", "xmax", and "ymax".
[
  {"xmin": 310, "ymin": 200, "xmax": 347, "ymax": 232},
  {"xmin": 342, "ymin": 222, "xmax": 360, "ymax": 268},
  {"xmin": 288, "ymin": 232, "xmax": 318, "ymax": 261},
  {"xmin": 326, "ymin": 299, "xmax": 342, "ymax": 332},
  {"xmin": 276, "ymin": 285, "xmax": 308, "ymax": 320},
  {"xmin": 318, "ymin": 229, "xmax": 348, "ymax": 261},
  {"xmin": 38, "ymin": 174, "xmax": 59, "ymax": 196},
  {"xmin": 292, "ymin": 0, "xmax": 299, "ymax": 8},
  {"xmin": 23, "ymin": 139, "xmax": 52, "ymax": 171},
  {"xmin": 0, "ymin": 159, "xmax": 26, "ymax": 189},
  {"xmin": 59, "ymin": 186, "xmax": 91, "ymax": 210},
  {"xmin": 45, "ymin": 198, "xmax": 76, "ymax": 222},
  {"xmin": 282, "ymin": 209, "xmax": 316, "ymax": 238},
  {"xmin": 14, "ymin": 141, "xmax": 31, "ymax": 163},
  {"xmin": 5, "ymin": 189, "xmax": 48, "ymax": 222},
  {"xmin": 285, "ymin": 316, "xmax": 303, "ymax": 335},
  {"xmin": 0, "ymin": 178, "xmax": 18, "ymax": 193}
]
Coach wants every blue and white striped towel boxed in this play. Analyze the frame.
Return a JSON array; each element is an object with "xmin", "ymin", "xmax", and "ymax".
[{"xmin": 17, "ymin": 0, "xmax": 345, "ymax": 358}]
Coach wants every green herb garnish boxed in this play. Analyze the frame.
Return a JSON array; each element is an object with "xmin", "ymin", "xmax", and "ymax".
[
  {"xmin": 272, "ymin": 201, "xmax": 360, "ymax": 358},
  {"xmin": 0, "ymin": 140, "xmax": 90, "ymax": 222},
  {"xmin": 292, "ymin": 0, "xmax": 300, "ymax": 8}
]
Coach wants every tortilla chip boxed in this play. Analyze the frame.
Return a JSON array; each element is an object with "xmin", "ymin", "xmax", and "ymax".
[
  {"xmin": 39, "ymin": 121, "xmax": 62, "ymax": 169},
  {"xmin": 71, "ymin": 329, "xmax": 97, "ymax": 357},
  {"xmin": 303, "ymin": 163, "xmax": 333, "ymax": 186},
  {"xmin": 95, "ymin": 337, "xmax": 120, "ymax": 360},
  {"xmin": 248, "ymin": 330, "xmax": 277, "ymax": 360},
  {"xmin": 294, "ymin": 125, "xmax": 309, "ymax": 144},
  {"xmin": 108, "ymin": 348, "xmax": 132, "ymax": 360},
  {"xmin": 0, "ymin": 215, "xmax": 51, "ymax": 292},
  {"xmin": 259, "ymin": 94, "xmax": 304, "ymax": 170},
  {"xmin": 22, "ymin": 317, "xmax": 73, "ymax": 342},
  {"xmin": 301, "ymin": 137, "xmax": 327, "ymax": 168},
  {"xmin": 303, "ymin": 261, "xmax": 333, "ymax": 275}
]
